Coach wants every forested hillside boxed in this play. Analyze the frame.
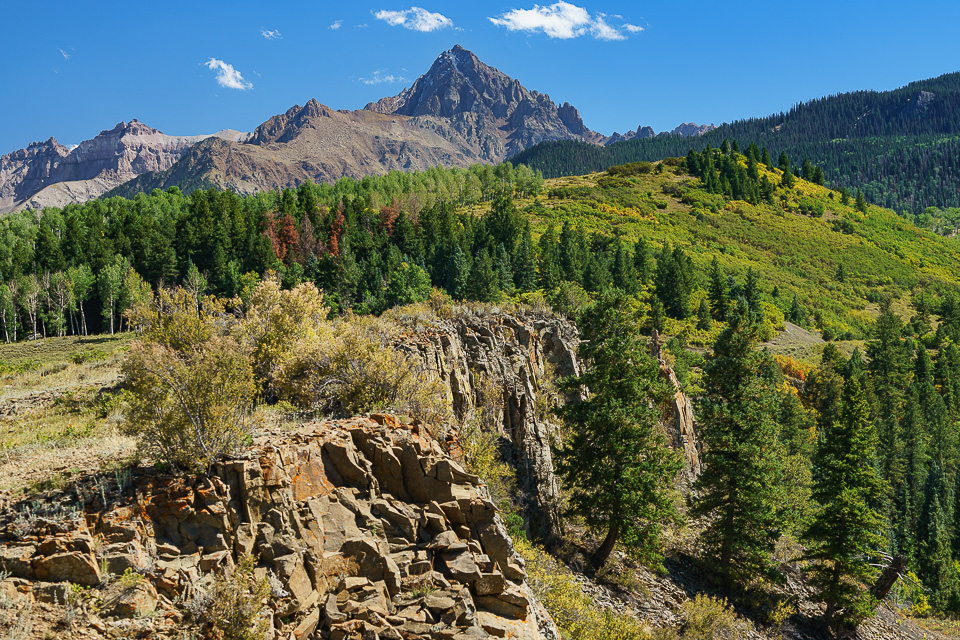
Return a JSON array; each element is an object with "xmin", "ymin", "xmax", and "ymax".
[
  {"xmin": 511, "ymin": 72, "xmax": 960, "ymax": 215},
  {"xmin": 4, "ymin": 151, "xmax": 960, "ymax": 346}
]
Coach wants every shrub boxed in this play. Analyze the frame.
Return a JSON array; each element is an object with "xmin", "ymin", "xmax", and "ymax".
[
  {"xmin": 517, "ymin": 538, "xmax": 649, "ymax": 640},
  {"xmin": 608, "ymin": 161, "xmax": 654, "ymax": 177},
  {"xmin": 71, "ymin": 348, "xmax": 108, "ymax": 365},
  {"xmin": 198, "ymin": 555, "xmax": 270, "ymax": 640},
  {"xmin": 241, "ymin": 277, "xmax": 328, "ymax": 400},
  {"xmin": 653, "ymin": 595, "xmax": 747, "ymax": 640},
  {"xmin": 123, "ymin": 286, "xmax": 256, "ymax": 472},
  {"xmin": 458, "ymin": 373, "xmax": 515, "ymax": 506},
  {"xmin": 275, "ymin": 316, "xmax": 449, "ymax": 424},
  {"xmin": 122, "ymin": 336, "xmax": 256, "ymax": 472}
]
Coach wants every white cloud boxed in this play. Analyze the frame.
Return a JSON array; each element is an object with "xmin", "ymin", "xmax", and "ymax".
[
  {"xmin": 59, "ymin": 48, "xmax": 70, "ymax": 60},
  {"xmin": 260, "ymin": 28, "xmax": 282, "ymax": 40},
  {"xmin": 330, "ymin": 19, "xmax": 343, "ymax": 30},
  {"xmin": 204, "ymin": 58, "xmax": 253, "ymax": 90},
  {"xmin": 374, "ymin": 7, "xmax": 453, "ymax": 32},
  {"xmin": 489, "ymin": 2, "xmax": 639, "ymax": 41},
  {"xmin": 591, "ymin": 15, "xmax": 624, "ymax": 41},
  {"xmin": 358, "ymin": 69, "xmax": 407, "ymax": 85}
]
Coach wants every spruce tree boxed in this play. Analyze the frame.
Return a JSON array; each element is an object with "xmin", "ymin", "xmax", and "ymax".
[
  {"xmin": 856, "ymin": 189, "xmax": 868, "ymax": 213},
  {"xmin": 469, "ymin": 249, "xmax": 499, "ymax": 302},
  {"xmin": 804, "ymin": 374, "xmax": 886, "ymax": 629},
  {"xmin": 634, "ymin": 238, "xmax": 650, "ymax": 284},
  {"xmin": 694, "ymin": 304, "xmax": 782, "ymax": 587},
  {"xmin": 558, "ymin": 221, "xmax": 585, "ymax": 284},
  {"xmin": 761, "ymin": 147, "xmax": 773, "ymax": 168},
  {"xmin": 611, "ymin": 241, "xmax": 636, "ymax": 293},
  {"xmin": 513, "ymin": 230, "xmax": 538, "ymax": 292},
  {"xmin": 537, "ymin": 225, "xmax": 561, "ymax": 290},
  {"xmin": 696, "ymin": 298, "xmax": 712, "ymax": 331},
  {"xmin": 917, "ymin": 464, "xmax": 958, "ymax": 609},
  {"xmin": 555, "ymin": 291, "xmax": 682, "ymax": 567},
  {"xmin": 868, "ymin": 300, "xmax": 912, "ymax": 487},
  {"xmin": 708, "ymin": 257, "xmax": 728, "ymax": 321},
  {"xmin": 447, "ymin": 246, "xmax": 471, "ymax": 299}
]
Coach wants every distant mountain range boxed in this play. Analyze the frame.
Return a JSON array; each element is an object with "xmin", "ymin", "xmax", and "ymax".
[{"xmin": 0, "ymin": 46, "xmax": 715, "ymax": 213}]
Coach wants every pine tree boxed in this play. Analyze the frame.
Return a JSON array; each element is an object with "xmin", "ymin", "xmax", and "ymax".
[
  {"xmin": 697, "ymin": 298, "xmax": 712, "ymax": 331},
  {"xmin": 469, "ymin": 249, "xmax": 499, "ymax": 302},
  {"xmin": 611, "ymin": 241, "xmax": 636, "ymax": 293},
  {"xmin": 537, "ymin": 225, "xmax": 561, "ymax": 290},
  {"xmin": 895, "ymin": 389, "xmax": 929, "ymax": 561},
  {"xmin": 494, "ymin": 244, "xmax": 514, "ymax": 294},
  {"xmin": 856, "ymin": 190, "xmax": 868, "ymax": 213},
  {"xmin": 782, "ymin": 167, "xmax": 796, "ymax": 188},
  {"xmin": 647, "ymin": 295, "xmax": 665, "ymax": 333},
  {"xmin": 917, "ymin": 464, "xmax": 959, "ymax": 609},
  {"xmin": 804, "ymin": 374, "xmax": 886, "ymax": 629},
  {"xmin": 778, "ymin": 151, "xmax": 790, "ymax": 173},
  {"xmin": 555, "ymin": 291, "xmax": 682, "ymax": 567},
  {"xmin": 558, "ymin": 221, "xmax": 585, "ymax": 284},
  {"xmin": 634, "ymin": 238, "xmax": 650, "ymax": 284},
  {"xmin": 654, "ymin": 244, "xmax": 693, "ymax": 319},
  {"xmin": 447, "ymin": 246, "xmax": 471, "ymax": 300},
  {"xmin": 867, "ymin": 300, "xmax": 912, "ymax": 487},
  {"xmin": 694, "ymin": 304, "xmax": 783, "ymax": 587},
  {"xmin": 761, "ymin": 147, "xmax": 773, "ymax": 168},
  {"xmin": 708, "ymin": 257, "xmax": 728, "ymax": 321},
  {"xmin": 512, "ymin": 229, "xmax": 538, "ymax": 292},
  {"xmin": 743, "ymin": 268, "xmax": 761, "ymax": 313}
]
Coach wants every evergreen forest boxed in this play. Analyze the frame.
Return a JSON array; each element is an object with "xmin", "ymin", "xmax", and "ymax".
[{"xmin": 510, "ymin": 71, "xmax": 960, "ymax": 217}]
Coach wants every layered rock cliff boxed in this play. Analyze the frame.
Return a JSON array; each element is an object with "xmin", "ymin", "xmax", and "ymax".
[
  {"xmin": 391, "ymin": 308, "xmax": 701, "ymax": 540},
  {"xmin": 0, "ymin": 416, "xmax": 559, "ymax": 639}
]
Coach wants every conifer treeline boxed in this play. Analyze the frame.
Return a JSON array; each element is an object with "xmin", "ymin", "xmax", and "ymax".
[{"xmin": 510, "ymin": 72, "xmax": 960, "ymax": 214}]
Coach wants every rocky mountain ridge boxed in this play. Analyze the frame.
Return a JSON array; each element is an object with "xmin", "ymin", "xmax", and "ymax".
[
  {"xmin": 0, "ymin": 120, "xmax": 247, "ymax": 214},
  {"xmin": 603, "ymin": 122, "xmax": 717, "ymax": 145}
]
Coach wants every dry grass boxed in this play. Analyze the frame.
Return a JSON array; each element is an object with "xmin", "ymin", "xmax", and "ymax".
[{"xmin": 0, "ymin": 333, "xmax": 134, "ymax": 496}]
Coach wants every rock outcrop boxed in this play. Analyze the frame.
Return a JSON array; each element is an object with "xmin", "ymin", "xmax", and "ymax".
[
  {"xmin": 393, "ymin": 309, "xmax": 701, "ymax": 540},
  {"xmin": 0, "ymin": 416, "xmax": 559, "ymax": 639},
  {"xmin": 395, "ymin": 309, "xmax": 578, "ymax": 541},
  {"xmin": 668, "ymin": 122, "xmax": 716, "ymax": 137},
  {"xmin": 649, "ymin": 330, "xmax": 701, "ymax": 481}
]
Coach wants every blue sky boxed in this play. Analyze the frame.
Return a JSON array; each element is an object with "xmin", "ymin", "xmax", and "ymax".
[{"xmin": 2, "ymin": 1, "xmax": 959, "ymax": 153}]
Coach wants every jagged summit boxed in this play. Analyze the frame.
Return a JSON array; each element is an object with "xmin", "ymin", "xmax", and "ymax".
[
  {"xmin": 366, "ymin": 44, "xmax": 531, "ymax": 119},
  {"xmin": 364, "ymin": 45, "xmax": 596, "ymax": 153}
]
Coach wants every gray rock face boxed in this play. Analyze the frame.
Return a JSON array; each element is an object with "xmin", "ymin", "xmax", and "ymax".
[
  {"xmin": 365, "ymin": 45, "xmax": 601, "ymax": 158},
  {"xmin": 395, "ymin": 310, "xmax": 579, "ymax": 541},
  {"xmin": 669, "ymin": 122, "xmax": 716, "ymax": 137},
  {"xmin": 394, "ymin": 309, "xmax": 701, "ymax": 540},
  {"xmin": 0, "ymin": 137, "xmax": 70, "ymax": 211},
  {"xmin": 0, "ymin": 121, "xmax": 248, "ymax": 213}
]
